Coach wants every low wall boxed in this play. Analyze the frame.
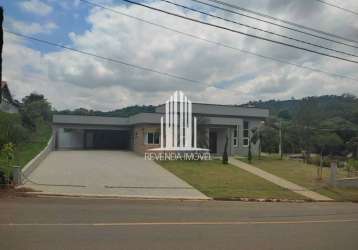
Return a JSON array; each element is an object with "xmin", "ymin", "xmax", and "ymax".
[
  {"xmin": 336, "ymin": 177, "xmax": 358, "ymax": 188},
  {"xmin": 21, "ymin": 136, "xmax": 54, "ymax": 179}
]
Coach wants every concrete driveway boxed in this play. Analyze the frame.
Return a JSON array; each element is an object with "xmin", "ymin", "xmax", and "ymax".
[{"xmin": 23, "ymin": 151, "xmax": 207, "ymax": 199}]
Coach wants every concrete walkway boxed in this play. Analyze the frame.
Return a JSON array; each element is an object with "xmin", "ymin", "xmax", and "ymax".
[
  {"xmin": 22, "ymin": 151, "xmax": 208, "ymax": 200},
  {"xmin": 229, "ymin": 158, "xmax": 333, "ymax": 201}
]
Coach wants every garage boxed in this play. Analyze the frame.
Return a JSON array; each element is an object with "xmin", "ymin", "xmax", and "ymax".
[
  {"xmin": 85, "ymin": 130, "xmax": 130, "ymax": 149},
  {"xmin": 56, "ymin": 128, "xmax": 131, "ymax": 150},
  {"xmin": 53, "ymin": 114, "xmax": 133, "ymax": 151}
]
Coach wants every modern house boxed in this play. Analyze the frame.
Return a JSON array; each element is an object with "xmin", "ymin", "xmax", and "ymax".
[
  {"xmin": 0, "ymin": 81, "xmax": 19, "ymax": 113},
  {"xmin": 52, "ymin": 103, "xmax": 269, "ymax": 156}
]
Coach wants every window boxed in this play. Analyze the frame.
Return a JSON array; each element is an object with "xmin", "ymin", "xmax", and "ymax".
[
  {"xmin": 145, "ymin": 131, "xmax": 160, "ymax": 145},
  {"xmin": 233, "ymin": 125, "xmax": 239, "ymax": 147},
  {"xmin": 243, "ymin": 121, "xmax": 249, "ymax": 147}
]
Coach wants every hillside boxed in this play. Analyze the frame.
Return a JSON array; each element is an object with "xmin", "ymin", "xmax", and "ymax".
[
  {"xmin": 55, "ymin": 105, "xmax": 156, "ymax": 117},
  {"xmin": 242, "ymin": 94, "xmax": 358, "ymax": 127}
]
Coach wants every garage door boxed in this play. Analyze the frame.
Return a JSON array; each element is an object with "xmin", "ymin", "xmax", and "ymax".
[
  {"xmin": 57, "ymin": 128, "xmax": 130, "ymax": 150},
  {"xmin": 89, "ymin": 130, "xmax": 130, "ymax": 149}
]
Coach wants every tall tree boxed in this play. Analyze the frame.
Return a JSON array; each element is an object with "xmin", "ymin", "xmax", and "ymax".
[
  {"xmin": 21, "ymin": 93, "xmax": 52, "ymax": 130},
  {"xmin": 0, "ymin": 7, "xmax": 3, "ymax": 102},
  {"xmin": 313, "ymin": 132, "xmax": 343, "ymax": 179}
]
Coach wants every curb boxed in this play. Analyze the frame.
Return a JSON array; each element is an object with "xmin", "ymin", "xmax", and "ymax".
[
  {"xmin": 214, "ymin": 197, "xmax": 311, "ymax": 202},
  {"xmin": 23, "ymin": 191, "xmax": 212, "ymax": 201},
  {"xmin": 20, "ymin": 191, "xmax": 335, "ymax": 202}
]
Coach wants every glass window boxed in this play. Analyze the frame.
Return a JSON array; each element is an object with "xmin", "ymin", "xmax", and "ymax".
[
  {"xmin": 243, "ymin": 130, "xmax": 249, "ymax": 137},
  {"xmin": 154, "ymin": 132, "xmax": 160, "ymax": 144},
  {"xmin": 244, "ymin": 121, "xmax": 249, "ymax": 129},
  {"xmin": 233, "ymin": 125, "xmax": 239, "ymax": 147},
  {"xmin": 147, "ymin": 132, "xmax": 154, "ymax": 144},
  {"xmin": 145, "ymin": 131, "xmax": 160, "ymax": 145},
  {"xmin": 243, "ymin": 121, "xmax": 249, "ymax": 147}
]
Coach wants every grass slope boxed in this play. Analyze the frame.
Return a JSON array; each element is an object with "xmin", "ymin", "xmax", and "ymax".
[
  {"xmin": 245, "ymin": 156, "xmax": 358, "ymax": 202},
  {"xmin": 158, "ymin": 160, "xmax": 304, "ymax": 200},
  {"xmin": 0, "ymin": 123, "xmax": 52, "ymax": 169}
]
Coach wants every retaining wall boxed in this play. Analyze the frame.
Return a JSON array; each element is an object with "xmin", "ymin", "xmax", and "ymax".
[{"xmin": 21, "ymin": 136, "xmax": 54, "ymax": 179}]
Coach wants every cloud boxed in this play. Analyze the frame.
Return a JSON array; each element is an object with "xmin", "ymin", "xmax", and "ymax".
[
  {"xmin": 19, "ymin": 0, "xmax": 53, "ymax": 16},
  {"xmin": 8, "ymin": 19, "xmax": 58, "ymax": 35},
  {"xmin": 3, "ymin": 0, "xmax": 358, "ymax": 111}
]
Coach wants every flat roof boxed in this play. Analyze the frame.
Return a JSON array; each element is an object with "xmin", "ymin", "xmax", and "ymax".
[
  {"xmin": 53, "ymin": 103, "xmax": 269, "ymax": 126},
  {"xmin": 155, "ymin": 102, "xmax": 269, "ymax": 118}
]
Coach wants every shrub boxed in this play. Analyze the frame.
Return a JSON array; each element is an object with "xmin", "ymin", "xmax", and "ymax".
[
  {"xmin": 0, "ymin": 112, "xmax": 29, "ymax": 148},
  {"xmin": 348, "ymin": 159, "xmax": 358, "ymax": 171}
]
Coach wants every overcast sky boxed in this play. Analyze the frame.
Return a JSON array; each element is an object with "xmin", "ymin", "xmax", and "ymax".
[{"xmin": 1, "ymin": 0, "xmax": 358, "ymax": 110}]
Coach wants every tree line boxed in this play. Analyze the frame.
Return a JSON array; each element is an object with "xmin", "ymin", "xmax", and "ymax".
[{"xmin": 246, "ymin": 94, "xmax": 358, "ymax": 172}]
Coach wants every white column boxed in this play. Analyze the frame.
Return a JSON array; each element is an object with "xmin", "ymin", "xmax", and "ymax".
[
  {"xmin": 194, "ymin": 117, "xmax": 197, "ymax": 149},
  {"xmin": 160, "ymin": 116, "xmax": 164, "ymax": 149},
  {"xmin": 188, "ymin": 100, "xmax": 192, "ymax": 148},
  {"xmin": 165, "ymin": 100, "xmax": 169, "ymax": 149},
  {"xmin": 184, "ymin": 96, "xmax": 188, "ymax": 148},
  {"xmin": 179, "ymin": 91, "xmax": 184, "ymax": 148},
  {"xmin": 173, "ymin": 91, "xmax": 178, "ymax": 148},
  {"xmin": 169, "ymin": 96, "xmax": 173, "ymax": 148}
]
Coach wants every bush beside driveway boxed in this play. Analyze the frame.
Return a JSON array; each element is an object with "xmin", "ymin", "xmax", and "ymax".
[{"xmin": 158, "ymin": 160, "xmax": 304, "ymax": 200}]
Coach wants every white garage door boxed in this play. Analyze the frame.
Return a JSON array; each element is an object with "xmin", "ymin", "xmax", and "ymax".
[{"xmin": 57, "ymin": 128, "xmax": 84, "ymax": 149}]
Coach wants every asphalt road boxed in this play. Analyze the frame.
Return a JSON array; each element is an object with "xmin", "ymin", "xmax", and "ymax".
[{"xmin": 1, "ymin": 197, "xmax": 358, "ymax": 250}]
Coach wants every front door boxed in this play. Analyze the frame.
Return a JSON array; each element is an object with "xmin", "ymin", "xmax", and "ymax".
[{"xmin": 209, "ymin": 131, "xmax": 217, "ymax": 154}]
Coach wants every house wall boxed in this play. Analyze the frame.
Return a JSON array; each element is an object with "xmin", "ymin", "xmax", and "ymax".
[
  {"xmin": 206, "ymin": 118, "xmax": 261, "ymax": 157},
  {"xmin": 124, "ymin": 119, "xmax": 262, "ymax": 157},
  {"xmin": 230, "ymin": 119, "xmax": 261, "ymax": 157},
  {"xmin": 133, "ymin": 125, "xmax": 161, "ymax": 155},
  {"xmin": 53, "ymin": 113, "xmax": 265, "ymax": 156}
]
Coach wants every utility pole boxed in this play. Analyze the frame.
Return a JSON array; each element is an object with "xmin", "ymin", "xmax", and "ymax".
[
  {"xmin": 278, "ymin": 120, "xmax": 282, "ymax": 160},
  {"xmin": 0, "ymin": 6, "xmax": 3, "ymax": 102},
  {"xmin": 258, "ymin": 121, "xmax": 264, "ymax": 160},
  {"xmin": 258, "ymin": 126, "xmax": 261, "ymax": 160}
]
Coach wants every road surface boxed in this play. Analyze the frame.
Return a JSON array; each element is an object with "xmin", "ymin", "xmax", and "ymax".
[{"xmin": 1, "ymin": 197, "xmax": 358, "ymax": 250}]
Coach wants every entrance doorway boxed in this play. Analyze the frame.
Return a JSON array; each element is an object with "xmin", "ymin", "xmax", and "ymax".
[{"xmin": 209, "ymin": 131, "xmax": 217, "ymax": 154}]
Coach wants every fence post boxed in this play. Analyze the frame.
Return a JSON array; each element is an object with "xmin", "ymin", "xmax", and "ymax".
[
  {"xmin": 329, "ymin": 161, "xmax": 337, "ymax": 188},
  {"xmin": 12, "ymin": 166, "xmax": 22, "ymax": 186}
]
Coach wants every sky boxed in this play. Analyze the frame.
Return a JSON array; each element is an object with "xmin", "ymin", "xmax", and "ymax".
[{"xmin": 1, "ymin": 0, "xmax": 358, "ymax": 111}]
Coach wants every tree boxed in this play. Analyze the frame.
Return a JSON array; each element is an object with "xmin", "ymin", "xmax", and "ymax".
[
  {"xmin": 313, "ymin": 132, "xmax": 343, "ymax": 179},
  {"xmin": 347, "ymin": 137, "xmax": 358, "ymax": 159},
  {"xmin": 0, "ymin": 7, "xmax": 3, "ymax": 100},
  {"xmin": 251, "ymin": 126, "xmax": 262, "ymax": 159},
  {"xmin": 294, "ymin": 98, "xmax": 322, "ymax": 162},
  {"xmin": 260, "ymin": 126, "xmax": 279, "ymax": 153},
  {"xmin": 21, "ymin": 93, "xmax": 52, "ymax": 130},
  {"xmin": 0, "ymin": 112, "xmax": 28, "ymax": 148},
  {"xmin": 278, "ymin": 109, "xmax": 291, "ymax": 120},
  {"xmin": 222, "ymin": 135, "xmax": 228, "ymax": 164},
  {"xmin": 248, "ymin": 137, "xmax": 252, "ymax": 163},
  {"xmin": 1, "ymin": 142, "xmax": 15, "ymax": 184}
]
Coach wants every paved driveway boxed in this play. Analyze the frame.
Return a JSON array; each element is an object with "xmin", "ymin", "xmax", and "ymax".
[{"xmin": 23, "ymin": 151, "xmax": 207, "ymax": 199}]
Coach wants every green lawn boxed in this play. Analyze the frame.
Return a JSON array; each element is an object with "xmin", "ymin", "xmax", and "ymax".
[
  {"xmin": 158, "ymin": 160, "xmax": 305, "ymax": 200},
  {"xmin": 0, "ymin": 123, "xmax": 52, "ymax": 169},
  {"xmin": 242, "ymin": 156, "xmax": 358, "ymax": 202}
]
